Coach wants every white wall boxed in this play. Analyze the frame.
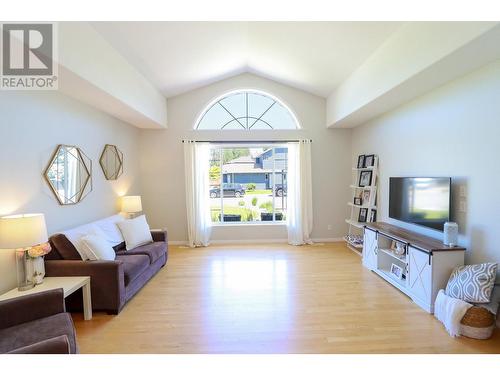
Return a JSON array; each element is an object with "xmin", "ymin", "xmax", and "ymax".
[
  {"xmin": 0, "ymin": 90, "xmax": 142, "ymax": 293},
  {"xmin": 139, "ymin": 73, "xmax": 351, "ymax": 243},
  {"xmin": 58, "ymin": 22, "xmax": 168, "ymax": 129},
  {"xmin": 327, "ymin": 22, "xmax": 500, "ymax": 128},
  {"xmin": 351, "ymin": 60, "xmax": 500, "ymax": 271}
]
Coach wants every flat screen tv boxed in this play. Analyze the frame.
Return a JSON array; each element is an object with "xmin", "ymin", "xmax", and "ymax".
[{"xmin": 389, "ymin": 177, "xmax": 451, "ymax": 231}]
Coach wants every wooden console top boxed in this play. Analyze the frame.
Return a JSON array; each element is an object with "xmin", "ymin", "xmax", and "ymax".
[{"xmin": 365, "ymin": 222, "xmax": 466, "ymax": 253}]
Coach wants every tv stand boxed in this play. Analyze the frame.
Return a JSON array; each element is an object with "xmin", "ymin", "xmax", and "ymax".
[{"xmin": 362, "ymin": 222, "xmax": 465, "ymax": 313}]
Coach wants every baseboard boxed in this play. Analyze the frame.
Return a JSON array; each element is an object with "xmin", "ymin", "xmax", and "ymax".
[{"xmin": 168, "ymin": 237, "xmax": 344, "ymax": 246}]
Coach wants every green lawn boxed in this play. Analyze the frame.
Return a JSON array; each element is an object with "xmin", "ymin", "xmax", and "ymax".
[
  {"xmin": 210, "ymin": 206, "xmax": 260, "ymax": 222},
  {"xmin": 246, "ymin": 189, "xmax": 272, "ymax": 195}
]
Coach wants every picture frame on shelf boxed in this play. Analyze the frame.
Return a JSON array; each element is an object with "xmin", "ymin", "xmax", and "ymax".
[
  {"xmin": 358, "ymin": 170, "xmax": 372, "ymax": 187},
  {"xmin": 369, "ymin": 209, "xmax": 377, "ymax": 222},
  {"xmin": 358, "ymin": 208, "xmax": 368, "ymax": 223},
  {"xmin": 354, "ymin": 197, "xmax": 362, "ymax": 206},
  {"xmin": 390, "ymin": 263, "xmax": 403, "ymax": 279},
  {"xmin": 357, "ymin": 155, "xmax": 365, "ymax": 169},
  {"xmin": 364, "ymin": 154, "xmax": 375, "ymax": 168},
  {"xmin": 362, "ymin": 190, "xmax": 371, "ymax": 205}
]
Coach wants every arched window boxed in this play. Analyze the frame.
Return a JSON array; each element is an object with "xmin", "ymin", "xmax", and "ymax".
[{"xmin": 196, "ymin": 90, "xmax": 300, "ymax": 130}]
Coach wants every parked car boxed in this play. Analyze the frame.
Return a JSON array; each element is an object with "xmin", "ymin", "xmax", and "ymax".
[
  {"xmin": 275, "ymin": 184, "xmax": 287, "ymax": 197},
  {"xmin": 210, "ymin": 183, "xmax": 246, "ymax": 198}
]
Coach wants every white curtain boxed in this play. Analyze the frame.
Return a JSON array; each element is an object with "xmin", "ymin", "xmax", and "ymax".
[
  {"xmin": 184, "ymin": 141, "xmax": 212, "ymax": 247},
  {"xmin": 286, "ymin": 139, "xmax": 313, "ymax": 245}
]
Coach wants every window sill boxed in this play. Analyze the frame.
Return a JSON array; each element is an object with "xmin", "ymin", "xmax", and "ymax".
[{"xmin": 211, "ymin": 222, "xmax": 287, "ymax": 227}]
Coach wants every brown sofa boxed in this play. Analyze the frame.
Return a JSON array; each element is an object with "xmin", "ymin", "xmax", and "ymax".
[
  {"xmin": 45, "ymin": 230, "xmax": 168, "ymax": 314},
  {"xmin": 0, "ymin": 289, "xmax": 78, "ymax": 354}
]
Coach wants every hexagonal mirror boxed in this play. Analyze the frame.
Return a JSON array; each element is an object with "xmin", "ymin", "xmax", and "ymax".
[
  {"xmin": 99, "ymin": 144, "xmax": 123, "ymax": 180},
  {"xmin": 44, "ymin": 145, "xmax": 92, "ymax": 205}
]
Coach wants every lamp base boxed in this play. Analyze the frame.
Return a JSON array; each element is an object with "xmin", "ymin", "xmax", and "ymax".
[
  {"xmin": 18, "ymin": 283, "xmax": 35, "ymax": 292},
  {"xmin": 15, "ymin": 248, "xmax": 35, "ymax": 291}
]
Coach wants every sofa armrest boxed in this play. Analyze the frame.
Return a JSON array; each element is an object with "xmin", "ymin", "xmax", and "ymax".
[
  {"xmin": 45, "ymin": 260, "xmax": 125, "ymax": 312},
  {"xmin": 0, "ymin": 289, "xmax": 65, "ymax": 330},
  {"xmin": 151, "ymin": 229, "xmax": 168, "ymax": 243},
  {"xmin": 8, "ymin": 335, "xmax": 71, "ymax": 354}
]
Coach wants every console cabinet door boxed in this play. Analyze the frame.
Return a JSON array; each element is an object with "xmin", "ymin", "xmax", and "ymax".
[
  {"xmin": 408, "ymin": 246, "xmax": 432, "ymax": 311},
  {"xmin": 362, "ymin": 228, "xmax": 377, "ymax": 271}
]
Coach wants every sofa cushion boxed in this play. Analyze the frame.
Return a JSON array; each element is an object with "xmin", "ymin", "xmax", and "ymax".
[
  {"xmin": 116, "ymin": 254, "xmax": 150, "ymax": 286},
  {"xmin": 116, "ymin": 241, "xmax": 166, "ymax": 264},
  {"xmin": 0, "ymin": 312, "xmax": 77, "ymax": 354}
]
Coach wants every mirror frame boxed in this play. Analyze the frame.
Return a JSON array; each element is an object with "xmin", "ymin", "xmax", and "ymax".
[
  {"xmin": 99, "ymin": 144, "xmax": 124, "ymax": 180},
  {"xmin": 43, "ymin": 144, "xmax": 93, "ymax": 205}
]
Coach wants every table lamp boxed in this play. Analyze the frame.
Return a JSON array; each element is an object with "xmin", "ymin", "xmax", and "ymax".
[
  {"xmin": 121, "ymin": 196, "xmax": 142, "ymax": 219},
  {"xmin": 0, "ymin": 214, "xmax": 48, "ymax": 291}
]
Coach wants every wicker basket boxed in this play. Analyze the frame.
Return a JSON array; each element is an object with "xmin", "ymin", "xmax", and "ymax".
[{"xmin": 460, "ymin": 306, "xmax": 496, "ymax": 339}]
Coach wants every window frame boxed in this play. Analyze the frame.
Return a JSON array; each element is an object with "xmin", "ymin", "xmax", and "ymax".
[
  {"xmin": 194, "ymin": 89, "xmax": 301, "ymax": 131},
  {"xmin": 209, "ymin": 142, "xmax": 288, "ymax": 226}
]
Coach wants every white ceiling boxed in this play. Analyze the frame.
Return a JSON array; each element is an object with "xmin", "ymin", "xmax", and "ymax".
[{"xmin": 91, "ymin": 22, "xmax": 403, "ymax": 98}]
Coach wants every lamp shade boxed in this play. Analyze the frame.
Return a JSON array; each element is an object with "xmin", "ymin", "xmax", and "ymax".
[
  {"xmin": 0, "ymin": 214, "xmax": 48, "ymax": 249},
  {"xmin": 122, "ymin": 196, "xmax": 142, "ymax": 213}
]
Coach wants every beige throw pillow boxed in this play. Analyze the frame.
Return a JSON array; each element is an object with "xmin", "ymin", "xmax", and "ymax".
[{"xmin": 116, "ymin": 215, "xmax": 153, "ymax": 250}]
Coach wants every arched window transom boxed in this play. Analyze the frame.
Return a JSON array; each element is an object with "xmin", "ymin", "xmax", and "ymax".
[{"xmin": 196, "ymin": 90, "xmax": 299, "ymax": 130}]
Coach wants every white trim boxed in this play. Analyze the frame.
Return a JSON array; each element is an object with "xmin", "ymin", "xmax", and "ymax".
[
  {"xmin": 168, "ymin": 237, "xmax": 344, "ymax": 246},
  {"xmin": 193, "ymin": 88, "xmax": 301, "ymax": 130}
]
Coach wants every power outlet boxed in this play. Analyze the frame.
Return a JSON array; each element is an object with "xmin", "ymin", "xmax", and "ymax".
[{"xmin": 327, "ymin": 224, "xmax": 332, "ymax": 231}]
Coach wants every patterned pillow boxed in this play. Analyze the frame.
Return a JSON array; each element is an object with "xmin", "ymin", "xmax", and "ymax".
[{"xmin": 446, "ymin": 263, "xmax": 498, "ymax": 303}]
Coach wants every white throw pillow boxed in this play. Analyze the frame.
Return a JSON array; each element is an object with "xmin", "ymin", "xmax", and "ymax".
[
  {"xmin": 81, "ymin": 233, "xmax": 117, "ymax": 261},
  {"xmin": 93, "ymin": 214, "xmax": 126, "ymax": 247},
  {"xmin": 116, "ymin": 215, "xmax": 153, "ymax": 250}
]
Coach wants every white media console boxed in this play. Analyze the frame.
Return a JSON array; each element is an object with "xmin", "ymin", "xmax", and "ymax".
[{"xmin": 362, "ymin": 222, "xmax": 465, "ymax": 313}]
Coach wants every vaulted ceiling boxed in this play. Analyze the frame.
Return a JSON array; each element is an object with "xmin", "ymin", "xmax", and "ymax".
[{"xmin": 91, "ymin": 22, "xmax": 403, "ymax": 98}]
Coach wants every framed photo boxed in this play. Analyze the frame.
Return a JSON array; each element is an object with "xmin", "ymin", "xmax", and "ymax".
[
  {"xmin": 364, "ymin": 154, "xmax": 375, "ymax": 168},
  {"xmin": 357, "ymin": 155, "xmax": 365, "ymax": 169},
  {"xmin": 390, "ymin": 263, "xmax": 403, "ymax": 279},
  {"xmin": 362, "ymin": 190, "xmax": 371, "ymax": 205},
  {"xmin": 353, "ymin": 197, "xmax": 362, "ymax": 206},
  {"xmin": 358, "ymin": 170, "xmax": 372, "ymax": 187},
  {"xmin": 369, "ymin": 209, "xmax": 377, "ymax": 222},
  {"xmin": 358, "ymin": 208, "xmax": 368, "ymax": 223}
]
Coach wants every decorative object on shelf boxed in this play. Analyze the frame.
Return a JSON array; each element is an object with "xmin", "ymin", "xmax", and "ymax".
[
  {"xmin": 358, "ymin": 208, "xmax": 368, "ymax": 223},
  {"xmin": 358, "ymin": 170, "xmax": 372, "ymax": 187},
  {"xmin": 362, "ymin": 190, "xmax": 371, "ymax": 205},
  {"xmin": 357, "ymin": 155, "xmax": 365, "ymax": 169},
  {"xmin": 0, "ymin": 213, "xmax": 49, "ymax": 291},
  {"xmin": 390, "ymin": 263, "xmax": 403, "ymax": 279},
  {"xmin": 391, "ymin": 240, "xmax": 406, "ymax": 256},
  {"xmin": 364, "ymin": 154, "xmax": 375, "ymax": 168},
  {"xmin": 353, "ymin": 197, "xmax": 362, "ymax": 206},
  {"xmin": 344, "ymin": 234, "xmax": 363, "ymax": 248},
  {"xmin": 121, "ymin": 195, "xmax": 142, "ymax": 219},
  {"xmin": 369, "ymin": 209, "xmax": 377, "ymax": 223},
  {"xmin": 443, "ymin": 221, "xmax": 458, "ymax": 247},
  {"xmin": 44, "ymin": 144, "xmax": 92, "ymax": 205},
  {"xmin": 28, "ymin": 242, "xmax": 51, "ymax": 284},
  {"xmin": 100, "ymin": 144, "xmax": 124, "ymax": 180}
]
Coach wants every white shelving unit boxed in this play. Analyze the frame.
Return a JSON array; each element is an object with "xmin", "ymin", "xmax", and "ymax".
[{"xmin": 344, "ymin": 155, "xmax": 379, "ymax": 255}]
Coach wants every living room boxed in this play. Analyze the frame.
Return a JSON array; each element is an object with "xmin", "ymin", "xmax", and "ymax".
[{"xmin": 1, "ymin": 1, "xmax": 500, "ymax": 372}]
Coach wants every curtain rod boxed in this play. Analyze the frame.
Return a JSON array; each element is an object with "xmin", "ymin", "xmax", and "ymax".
[{"xmin": 181, "ymin": 139, "xmax": 312, "ymax": 144}]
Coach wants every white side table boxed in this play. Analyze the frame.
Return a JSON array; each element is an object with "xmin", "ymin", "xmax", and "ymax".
[{"xmin": 0, "ymin": 276, "xmax": 92, "ymax": 320}]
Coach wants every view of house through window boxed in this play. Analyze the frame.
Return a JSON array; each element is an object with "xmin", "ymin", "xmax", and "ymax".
[{"xmin": 209, "ymin": 146, "xmax": 288, "ymax": 223}]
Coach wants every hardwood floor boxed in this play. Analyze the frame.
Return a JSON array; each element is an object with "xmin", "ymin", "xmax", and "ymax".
[{"xmin": 73, "ymin": 243, "xmax": 500, "ymax": 353}]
